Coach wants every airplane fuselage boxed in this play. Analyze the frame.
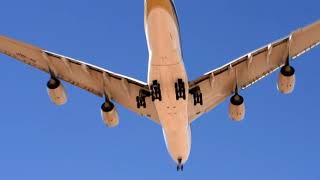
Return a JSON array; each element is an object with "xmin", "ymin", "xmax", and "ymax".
[{"xmin": 145, "ymin": 0, "xmax": 191, "ymax": 165}]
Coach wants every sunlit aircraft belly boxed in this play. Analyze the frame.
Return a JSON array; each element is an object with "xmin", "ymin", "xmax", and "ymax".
[{"xmin": 145, "ymin": 0, "xmax": 191, "ymax": 164}]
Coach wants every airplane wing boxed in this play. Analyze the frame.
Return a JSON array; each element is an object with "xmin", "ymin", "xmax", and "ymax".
[
  {"xmin": 188, "ymin": 20, "xmax": 320, "ymax": 123},
  {"xmin": 0, "ymin": 36, "xmax": 160, "ymax": 124}
]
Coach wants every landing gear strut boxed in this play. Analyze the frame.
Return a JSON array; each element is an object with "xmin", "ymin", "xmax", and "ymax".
[
  {"xmin": 176, "ymin": 158, "xmax": 184, "ymax": 171},
  {"xmin": 151, "ymin": 80, "xmax": 162, "ymax": 101},
  {"xmin": 175, "ymin": 79, "xmax": 186, "ymax": 100},
  {"xmin": 136, "ymin": 89, "xmax": 150, "ymax": 109},
  {"xmin": 189, "ymin": 86, "xmax": 203, "ymax": 106}
]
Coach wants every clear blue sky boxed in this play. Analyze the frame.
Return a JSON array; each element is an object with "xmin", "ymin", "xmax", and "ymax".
[{"xmin": 0, "ymin": 0, "xmax": 319, "ymax": 179}]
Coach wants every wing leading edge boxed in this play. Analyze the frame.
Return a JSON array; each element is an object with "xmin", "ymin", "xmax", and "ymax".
[
  {"xmin": 188, "ymin": 20, "xmax": 320, "ymax": 122},
  {"xmin": 0, "ymin": 36, "xmax": 160, "ymax": 124}
]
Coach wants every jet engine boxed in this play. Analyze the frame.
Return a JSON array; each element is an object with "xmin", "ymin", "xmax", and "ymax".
[
  {"xmin": 277, "ymin": 65, "xmax": 295, "ymax": 94},
  {"xmin": 229, "ymin": 92, "xmax": 245, "ymax": 121},
  {"xmin": 101, "ymin": 100, "xmax": 119, "ymax": 128},
  {"xmin": 46, "ymin": 77, "xmax": 67, "ymax": 105}
]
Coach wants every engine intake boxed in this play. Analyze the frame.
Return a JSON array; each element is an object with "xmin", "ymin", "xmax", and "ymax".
[
  {"xmin": 229, "ymin": 93, "xmax": 245, "ymax": 121},
  {"xmin": 277, "ymin": 65, "xmax": 295, "ymax": 94},
  {"xmin": 46, "ymin": 78, "xmax": 67, "ymax": 106},
  {"xmin": 101, "ymin": 101, "xmax": 119, "ymax": 128}
]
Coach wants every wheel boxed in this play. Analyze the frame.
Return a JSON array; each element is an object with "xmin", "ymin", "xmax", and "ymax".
[
  {"xmin": 175, "ymin": 83, "xmax": 179, "ymax": 100},
  {"xmin": 151, "ymin": 90, "xmax": 155, "ymax": 101},
  {"xmin": 158, "ymin": 84, "xmax": 162, "ymax": 101},
  {"xmin": 182, "ymin": 89, "xmax": 186, "ymax": 100},
  {"xmin": 136, "ymin": 97, "xmax": 140, "ymax": 108}
]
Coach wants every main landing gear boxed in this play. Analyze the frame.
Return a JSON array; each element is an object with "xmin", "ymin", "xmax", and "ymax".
[
  {"xmin": 175, "ymin": 79, "xmax": 186, "ymax": 100},
  {"xmin": 136, "ymin": 80, "xmax": 162, "ymax": 108},
  {"xmin": 136, "ymin": 89, "xmax": 150, "ymax": 109},
  {"xmin": 189, "ymin": 86, "xmax": 203, "ymax": 106},
  {"xmin": 151, "ymin": 80, "xmax": 162, "ymax": 101},
  {"xmin": 176, "ymin": 158, "xmax": 184, "ymax": 171}
]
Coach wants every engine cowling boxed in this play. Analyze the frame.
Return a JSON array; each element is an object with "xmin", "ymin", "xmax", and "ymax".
[
  {"xmin": 277, "ymin": 65, "xmax": 295, "ymax": 94},
  {"xmin": 101, "ymin": 101, "xmax": 119, "ymax": 128},
  {"xmin": 229, "ymin": 93, "xmax": 245, "ymax": 121},
  {"xmin": 46, "ymin": 78, "xmax": 67, "ymax": 106}
]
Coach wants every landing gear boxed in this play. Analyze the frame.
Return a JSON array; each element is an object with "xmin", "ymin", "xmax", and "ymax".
[
  {"xmin": 151, "ymin": 80, "xmax": 162, "ymax": 101},
  {"xmin": 189, "ymin": 86, "xmax": 203, "ymax": 106},
  {"xmin": 177, "ymin": 165, "xmax": 184, "ymax": 171},
  {"xmin": 175, "ymin": 79, "xmax": 186, "ymax": 100},
  {"xmin": 176, "ymin": 158, "xmax": 184, "ymax": 172},
  {"xmin": 136, "ymin": 89, "xmax": 150, "ymax": 109}
]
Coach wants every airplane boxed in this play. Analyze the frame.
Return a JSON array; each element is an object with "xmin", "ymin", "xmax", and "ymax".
[{"xmin": 0, "ymin": 0, "xmax": 320, "ymax": 171}]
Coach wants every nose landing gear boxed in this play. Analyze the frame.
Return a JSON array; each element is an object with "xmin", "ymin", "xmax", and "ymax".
[{"xmin": 176, "ymin": 158, "xmax": 184, "ymax": 171}]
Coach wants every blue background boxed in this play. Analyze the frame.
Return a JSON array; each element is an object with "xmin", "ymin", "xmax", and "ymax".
[{"xmin": 0, "ymin": 0, "xmax": 320, "ymax": 179}]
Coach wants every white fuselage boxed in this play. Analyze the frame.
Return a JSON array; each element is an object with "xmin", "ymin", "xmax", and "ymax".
[{"xmin": 145, "ymin": 0, "xmax": 191, "ymax": 164}]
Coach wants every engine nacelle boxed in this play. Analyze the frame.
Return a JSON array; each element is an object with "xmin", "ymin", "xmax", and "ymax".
[
  {"xmin": 277, "ymin": 65, "xmax": 295, "ymax": 94},
  {"xmin": 101, "ymin": 101, "xmax": 119, "ymax": 128},
  {"xmin": 229, "ymin": 93, "xmax": 245, "ymax": 121},
  {"xmin": 46, "ymin": 78, "xmax": 67, "ymax": 106}
]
